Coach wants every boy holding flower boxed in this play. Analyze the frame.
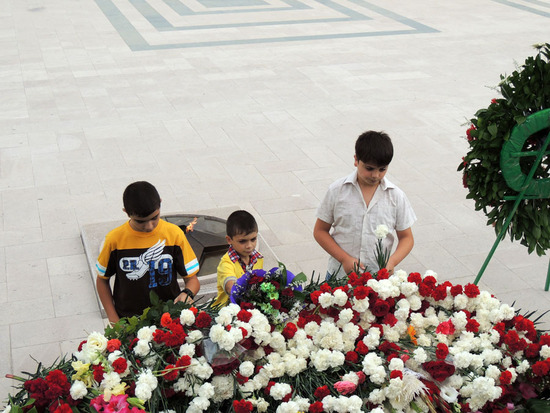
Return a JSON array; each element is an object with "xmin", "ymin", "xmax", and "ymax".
[
  {"xmin": 213, "ymin": 210, "xmax": 264, "ymax": 307},
  {"xmin": 313, "ymin": 130, "xmax": 416, "ymax": 278}
]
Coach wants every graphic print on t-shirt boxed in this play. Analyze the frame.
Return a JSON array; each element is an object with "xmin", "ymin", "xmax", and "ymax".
[{"xmin": 120, "ymin": 239, "xmax": 174, "ymax": 288}]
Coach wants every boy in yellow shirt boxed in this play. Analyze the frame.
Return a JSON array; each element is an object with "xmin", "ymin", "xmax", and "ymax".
[{"xmin": 213, "ymin": 210, "xmax": 264, "ymax": 307}]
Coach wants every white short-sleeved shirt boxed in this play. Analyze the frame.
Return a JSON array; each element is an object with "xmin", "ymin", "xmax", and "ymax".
[{"xmin": 316, "ymin": 171, "xmax": 416, "ymax": 278}]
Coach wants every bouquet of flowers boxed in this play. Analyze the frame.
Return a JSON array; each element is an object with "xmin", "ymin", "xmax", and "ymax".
[
  {"xmin": 5, "ymin": 265, "xmax": 550, "ymax": 413},
  {"xmin": 230, "ymin": 264, "xmax": 307, "ymax": 327}
]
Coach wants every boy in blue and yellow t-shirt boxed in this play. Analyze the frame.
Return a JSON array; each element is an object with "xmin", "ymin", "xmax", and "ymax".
[
  {"xmin": 213, "ymin": 210, "xmax": 263, "ymax": 307},
  {"xmin": 96, "ymin": 181, "xmax": 200, "ymax": 323}
]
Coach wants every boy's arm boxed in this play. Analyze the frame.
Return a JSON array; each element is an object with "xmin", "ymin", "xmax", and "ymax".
[
  {"xmin": 313, "ymin": 218, "xmax": 365, "ymax": 274},
  {"xmin": 175, "ymin": 275, "xmax": 200, "ymax": 304},
  {"xmin": 96, "ymin": 276, "xmax": 120, "ymax": 324},
  {"xmin": 386, "ymin": 227, "xmax": 414, "ymax": 274}
]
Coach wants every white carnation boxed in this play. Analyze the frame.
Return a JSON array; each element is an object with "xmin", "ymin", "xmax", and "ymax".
[
  {"xmin": 70, "ymin": 380, "xmax": 87, "ymax": 399},
  {"xmin": 179, "ymin": 309, "xmax": 196, "ymax": 326}
]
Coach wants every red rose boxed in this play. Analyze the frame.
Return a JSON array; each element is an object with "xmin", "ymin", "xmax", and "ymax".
[
  {"xmin": 464, "ymin": 283, "xmax": 480, "ymax": 298},
  {"xmin": 195, "ymin": 311, "xmax": 212, "ymax": 329},
  {"xmin": 233, "ymin": 399, "xmax": 253, "ymax": 413},
  {"xmin": 371, "ymin": 299, "xmax": 390, "ymax": 317},
  {"xmin": 106, "ymin": 339, "xmax": 122, "ymax": 352},
  {"xmin": 309, "ymin": 401, "xmax": 324, "ymax": 413},
  {"xmin": 270, "ymin": 299, "xmax": 282, "ymax": 310},
  {"xmin": 237, "ymin": 309, "xmax": 252, "ymax": 322},
  {"xmin": 282, "ymin": 323, "xmax": 297, "ymax": 339},
  {"xmin": 112, "ymin": 357, "xmax": 128, "ymax": 374},
  {"xmin": 249, "ymin": 275, "xmax": 263, "ymax": 284},
  {"xmin": 160, "ymin": 312, "xmax": 172, "ymax": 327},
  {"xmin": 282, "ymin": 287, "xmax": 294, "ymax": 297},
  {"xmin": 422, "ymin": 360, "xmax": 456, "ymax": 382},
  {"xmin": 314, "ymin": 385, "xmax": 330, "ymax": 400},
  {"xmin": 436, "ymin": 343, "xmax": 449, "ymax": 360}
]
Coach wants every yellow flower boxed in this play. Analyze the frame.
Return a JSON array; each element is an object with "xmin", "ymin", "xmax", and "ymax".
[
  {"xmin": 103, "ymin": 383, "xmax": 128, "ymax": 401},
  {"xmin": 71, "ymin": 361, "xmax": 93, "ymax": 387}
]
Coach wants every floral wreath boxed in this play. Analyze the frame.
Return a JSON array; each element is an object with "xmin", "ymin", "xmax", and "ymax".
[{"xmin": 458, "ymin": 43, "xmax": 550, "ymax": 256}]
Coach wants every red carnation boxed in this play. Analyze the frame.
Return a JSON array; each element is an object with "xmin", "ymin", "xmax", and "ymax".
[
  {"xmin": 436, "ymin": 320, "xmax": 455, "ymax": 335},
  {"xmin": 195, "ymin": 311, "xmax": 212, "ymax": 329},
  {"xmin": 355, "ymin": 341, "xmax": 369, "ymax": 355},
  {"xmin": 92, "ymin": 364, "xmax": 105, "ymax": 383},
  {"xmin": 162, "ymin": 365, "xmax": 179, "ymax": 381},
  {"xmin": 407, "ymin": 272, "xmax": 422, "ymax": 284},
  {"xmin": 236, "ymin": 372, "xmax": 249, "ymax": 385},
  {"xmin": 466, "ymin": 318, "xmax": 480, "ymax": 333},
  {"xmin": 499, "ymin": 370, "xmax": 512, "ymax": 385},
  {"xmin": 450, "ymin": 284, "xmax": 463, "ymax": 297},
  {"xmin": 436, "ymin": 343, "xmax": 449, "ymax": 360},
  {"xmin": 345, "ymin": 351, "xmax": 359, "ymax": 364},
  {"xmin": 282, "ymin": 322, "xmax": 297, "ymax": 339},
  {"xmin": 422, "ymin": 360, "xmax": 456, "ymax": 382},
  {"xmin": 377, "ymin": 268, "xmax": 389, "ymax": 279},
  {"xmin": 532, "ymin": 360, "xmax": 550, "ymax": 377},
  {"xmin": 176, "ymin": 355, "xmax": 192, "ymax": 368},
  {"xmin": 112, "ymin": 357, "xmax": 128, "ymax": 374},
  {"xmin": 270, "ymin": 299, "xmax": 282, "ymax": 310},
  {"xmin": 310, "ymin": 290, "xmax": 322, "ymax": 305},
  {"xmin": 320, "ymin": 283, "xmax": 332, "ymax": 293},
  {"xmin": 353, "ymin": 286, "xmax": 369, "ymax": 300},
  {"xmin": 309, "ymin": 401, "xmax": 324, "ymax": 413},
  {"xmin": 431, "ymin": 285, "xmax": 447, "ymax": 301},
  {"xmin": 314, "ymin": 385, "xmax": 330, "ymax": 400},
  {"xmin": 418, "ymin": 282, "xmax": 433, "ymax": 297},
  {"xmin": 464, "ymin": 283, "xmax": 480, "ymax": 298},
  {"xmin": 525, "ymin": 343, "xmax": 541, "ymax": 359},
  {"xmin": 237, "ymin": 309, "xmax": 252, "ymax": 322},
  {"xmin": 233, "ymin": 399, "xmax": 253, "ymax": 413},
  {"xmin": 282, "ymin": 287, "xmax": 294, "ymax": 297},
  {"xmin": 390, "ymin": 370, "xmax": 403, "ymax": 380},
  {"xmin": 371, "ymin": 299, "xmax": 390, "ymax": 317}
]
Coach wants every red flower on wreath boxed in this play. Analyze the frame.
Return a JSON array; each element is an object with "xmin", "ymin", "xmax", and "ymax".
[
  {"xmin": 371, "ymin": 299, "xmax": 390, "ymax": 317},
  {"xmin": 436, "ymin": 343, "xmax": 449, "ymax": 360},
  {"xmin": 314, "ymin": 385, "xmax": 330, "ymax": 400},
  {"xmin": 309, "ymin": 401, "xmax": 324, "ymax": 413}
]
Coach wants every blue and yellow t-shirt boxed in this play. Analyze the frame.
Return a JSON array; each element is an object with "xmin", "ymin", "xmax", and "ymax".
[{"xmin": 96, "ymin": 219, "xmax": 199, "ymax": 317}]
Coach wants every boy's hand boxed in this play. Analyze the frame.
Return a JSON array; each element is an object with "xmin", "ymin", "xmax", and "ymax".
[
  {"xmin": 175, "ymin": 291, "xmax": 194, "ymax": 304},
  {"xmin": 342, "ymin": 255, "xmax": 364, "ymax": 275}
]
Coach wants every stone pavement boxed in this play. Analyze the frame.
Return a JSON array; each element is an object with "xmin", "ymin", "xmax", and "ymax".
[{"xmin": 1, "ymin": 0, "xmax": 549, "ymax": 405}]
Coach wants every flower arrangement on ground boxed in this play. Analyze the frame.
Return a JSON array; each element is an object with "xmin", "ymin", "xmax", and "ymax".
[
  {"xmin": 458, "ymin": 43, "xmax": 550, "ymax": 256},
  {"xmin": 4, "ymin": 263, "xmax": 550, "ymax": 413}
]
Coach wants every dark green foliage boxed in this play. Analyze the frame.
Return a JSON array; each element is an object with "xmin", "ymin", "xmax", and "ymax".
[{"xmin": 458, "ymin": 44, "xmax": 550, "ymax": 255}]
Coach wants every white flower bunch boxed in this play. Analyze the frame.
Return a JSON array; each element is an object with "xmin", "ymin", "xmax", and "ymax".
[
  {"xmin": 134, "ymin": 369, "xmax": 158, "ymax": 401},
  {"xmin": 375, "ymin": 224, "xmax": 389, "ymax": 239}
]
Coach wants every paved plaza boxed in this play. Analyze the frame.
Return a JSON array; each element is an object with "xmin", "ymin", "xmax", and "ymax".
[{"xmin": 1, "ymin": 0, "xmax": 550, "ymax": 405}]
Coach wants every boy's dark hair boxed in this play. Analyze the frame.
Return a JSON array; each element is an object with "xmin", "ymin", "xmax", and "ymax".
[
  {"xmin": 355, "ymin": 130, "xmax": 394, "ymax": 166},
  {"xmin": 226, "ymin": 210, "xmax": 258, "ymax": 238},
  {"xmin": 123, "ymin": 181, "xmax": 161, "ymax": 217}
]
